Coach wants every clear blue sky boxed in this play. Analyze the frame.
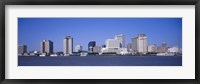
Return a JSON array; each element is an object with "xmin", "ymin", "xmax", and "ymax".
[{"xmin": 18, "ymin": 18, "xmax": 182, "ymax": 52}]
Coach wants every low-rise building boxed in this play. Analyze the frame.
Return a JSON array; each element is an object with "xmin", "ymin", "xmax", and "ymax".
[
  {"xmin": 118, "ymin": 48, "xmax": 128, "ymax": 55},
  {"xmin": 168, "ymin": 46, "xmax": 179, "ymax": 53},
  {"xmin": 93, "ymin": 46, "xmax": 102, "ymax": 53},
  {"xmin": 75, "ymin": 45, "xmax": 83, "ymax": 52},
  {"xmin": 148, "ymin": 44, "xmax": 157, "ymax": 53}
]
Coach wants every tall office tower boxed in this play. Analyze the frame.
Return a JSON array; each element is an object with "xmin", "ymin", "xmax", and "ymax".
[
  {"xmin": 148, "ymin": 44, "xmax": 157, "ymax": 53},
  {"xmin": 18, "ymin": 45, "xmax": 27, "ymax": 54},
  {"xmin": 88, "ymin": 41, "xmax": 96, "ymax": 52},
  {"xmin": 63, "ymin": 36, "xmax": 73, "ymax": 55},
  {"xmin": 132, "ymin": 34, "xmax": 147, "ymax": 54},
  {"xmin": 115, "ymin": 34, "xmax": 125, "ymax": 48},
  {"xmin": 127, "ymin": 43, "xmax": 132, "ymax": 52},
  {"xmin": 106, "ymin": 39, "xmax": 120, "ymax": 48},
  {"xmin": 75, "ymin": 45, "xmax": 83, "ymax": 52},
  {"xmin": 40, "ymin": 40, "xmax": 53, "ymax": 55},
  {"xmin": 132, "ymin": 37, "xmax": 137, "ymax": 52}
]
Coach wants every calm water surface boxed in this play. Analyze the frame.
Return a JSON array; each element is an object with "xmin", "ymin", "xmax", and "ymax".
[{"xmin": 18, "ymin": 56, "xmax": 182, "ymax": 66}]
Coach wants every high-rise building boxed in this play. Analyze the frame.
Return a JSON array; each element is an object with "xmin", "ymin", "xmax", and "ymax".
[
  {"xmin": 115, "ymin": 34, "xmax": 125, "ymax": 48},
  {"xmin": 75, "ymin": 45, "xmax": 83, "ymax": 52},
  {"xmin": 18, "ymin": 45, "xmax": 27, "ymax": 54},
  {"xmin": 102, "ymin": 34, "xmax": 128, "ymax": 55},
  {"xmin": 148, "ymin": 44, "xmax": 157, "ymax": 53},
  {"xmin": 88, "ymin": 41, "xmax": 96, "ymax": 52},
  {"xmin": 106, "ymin": 39, "xmax": 120, "ymax": 48},
  {"xmin": 132, "ymin": 34, "xmax": 147, "ymax": 54},
  {"xmin": 132, "ymin": 38, "xmax": 137, "ymax": 52},
  {"xmin": 40, "ymin": 40, "xmax": 53, "ymax": 55},
  {"xmin": 63, "ymin": 36, "xmax": 73, "ymax": 55}
]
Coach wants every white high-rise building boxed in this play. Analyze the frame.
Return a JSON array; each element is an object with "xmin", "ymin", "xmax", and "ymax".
[
  {"xmin": 63, "ymin": 36, "xmax": 73, "ymax": 55},
  {"xmin": 148, "ymin": 44, "xmax": 157, "ymax": 53},
  {"xmin": 132, "ymin": 34, "xmax": 147, "ymax": 54},
  {"xmin": 106, "ymin": 39, "xmax": 120, "ymax": 48},
  {"xmin": 75, "ymin": 45, "xmax": 83, "ymax": 52},
  {"xmin": 102, "ymin": 34, "xmax": 128, "ymax": 55},
  {"xmin": 115, "ymin": 34, "xmax": 125, "ymax": 48}
]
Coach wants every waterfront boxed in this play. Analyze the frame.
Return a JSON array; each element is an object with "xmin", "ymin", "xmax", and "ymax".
[{"xmin": 18, "ymin": 56, "xmax": 182, "ymax": 66}]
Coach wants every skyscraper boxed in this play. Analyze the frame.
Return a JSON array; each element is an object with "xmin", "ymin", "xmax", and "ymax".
[
  {"xmin": 63, "ymin": 36, "xmax": 73, "ymax": 55},
  {"xmin": 18, "ymin": 45, "xmax": 27, "ymax": 54},
  {"xmin": 115, "ymin": 34, "xmax": 125, "ymax": 48},
  {"xmin": 75, "ymin": 45, "xmax": 83, "ymax": 52},
  {"xmin": 102, "ymin": 34, "xmax": 128, "ymax": 55},
  {"xmin": 132, "ymin": 34, "xmax": 147, "ymax": 54},
  {"xmin": 88, "ymin": 41, "xmax": 96, "ymax": 52},
  {"xmin": 40, "ymin": 40, "xmax": 53, "ymax": 55}
]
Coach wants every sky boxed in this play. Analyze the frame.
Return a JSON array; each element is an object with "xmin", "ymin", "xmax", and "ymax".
[{"xmin": 18, "ymin": 18, "xmax": 182, "ymax": 52}]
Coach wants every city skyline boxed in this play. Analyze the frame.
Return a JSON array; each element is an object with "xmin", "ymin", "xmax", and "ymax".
[
  {"xmin": 18, "ymin": 18, "xmax": 182, "ymax": 52},
  {"xmin": 18, "ymin": 34, "xmax": 176, "ymax": 53}
]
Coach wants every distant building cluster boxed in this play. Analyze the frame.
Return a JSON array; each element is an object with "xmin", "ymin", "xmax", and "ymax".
[
  {"xmin": 101, "ymin": 34, "xmax": 127, "ymax": 55},
  {"xmin": 18, "ymin": 34, "xmax": 182, "ymax": 56}
]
